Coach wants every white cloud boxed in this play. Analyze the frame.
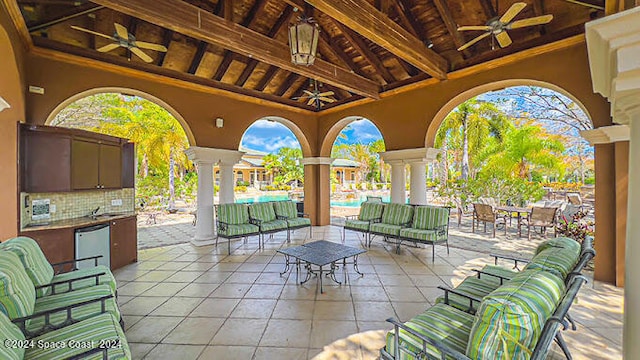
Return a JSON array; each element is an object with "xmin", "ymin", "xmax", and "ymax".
[
  {"xmin": 241, "ymin": 134, "xmax": 300, "ymax": 153},
  {"xmin": 250, "ymin": 119, "xmax": 286, "ymax": 129}
]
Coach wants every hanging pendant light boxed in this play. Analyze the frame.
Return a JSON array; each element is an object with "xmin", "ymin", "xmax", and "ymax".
[{"xmin": 288, "ymin": 16, "xmax": 319, "ymax": 66}]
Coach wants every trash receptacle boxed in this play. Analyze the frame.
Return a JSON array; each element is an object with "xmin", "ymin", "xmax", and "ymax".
[{"xmin": 295, "ymin": 201, "xmax": 304, "ymax": 215}]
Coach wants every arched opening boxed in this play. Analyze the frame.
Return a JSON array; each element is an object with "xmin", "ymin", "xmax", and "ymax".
[
  {"xmin": 49, "ymin": 91, "xmax": 194, "ymax": 249},
  {"xmin": 328, "ymin": 117, "xmax": 387, "ymax": 220},
  {"xmin": 234, "ymin": 117, "xmax": 305, "ymax": 204},
  {"xmin": 430, "ymin": 84, "xmax": 594, "ymax": 249}
]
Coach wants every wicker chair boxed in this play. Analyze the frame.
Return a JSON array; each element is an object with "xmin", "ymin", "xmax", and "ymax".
[
  {"xmin": 472, "ymin": 203, "xmax": 507, "ymax": 238},
  {"xmin": 519, "ymin": 206, "xmax": 558, "ymax": 240}
]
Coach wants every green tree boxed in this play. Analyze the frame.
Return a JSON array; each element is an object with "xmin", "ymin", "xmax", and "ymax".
[
  {"xmin": 262, "ymin": 147, "xmax": 303, "ymax": 187},
  {"xmin": 368, "ymin": 139, "xmax": 386, "ymax": 182}
]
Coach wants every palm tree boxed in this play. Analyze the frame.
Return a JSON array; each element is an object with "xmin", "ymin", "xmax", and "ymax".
[{"xmin": 368, "ymin": 139, "xmax": 386, "ymax": 182}]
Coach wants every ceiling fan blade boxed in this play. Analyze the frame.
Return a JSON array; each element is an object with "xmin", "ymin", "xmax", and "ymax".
[
  {"xmin": 307, "ymin": 98, "xmax": 316, "ymax": 106},
  {"xmin": 499, "ymin": 2, "xmax": 527, "ymax": 24},
  {"xmin": 114, "ymin": 22, "xmax": 129, "ymax": 40},
  {"xmin": 318, "ymin": 97, "xmax": 335, "ymax": 103},
  {"xmin": 303, "ymin": 90, "xmax": 315, "ymax": 96},
  {"xmin": 495, "ymin": 31, "xmax": 512, "ymax": 48},
  {"xmin": 457, "ymin": 32, "xmax": 491, "ymax": 51},
  {"xmin": 457, "ymin": 25, "xmax": 492, "ymax": 31},
  {"xmin": 71, "ymin": 26, "xmax": 115, "ymax": 41},
  {"xmin": 317, "ymin": 91, "xmax": 334, "ymax": 97},
  {"xmin": 97, "ymin": 43, "xmax": 121, "ymax": 52},
  {"xmin": 134, "ymin": 41, "xmax": 168, "ymax": 52},
  {"xmin": 508, "ymin": 15, "xmax": 554, "ymax": 29},
  {"xmin": 130, "ymin": 47, "xmax": 153, "ymax": 63}
]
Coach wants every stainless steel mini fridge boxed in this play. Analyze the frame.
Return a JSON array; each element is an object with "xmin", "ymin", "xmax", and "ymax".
[{"xmin": 75, "ymin": 223, "xmax": 110, "ymax": 269}]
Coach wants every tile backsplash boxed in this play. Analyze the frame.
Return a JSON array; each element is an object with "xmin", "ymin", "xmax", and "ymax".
[{"xmin": 21, "ymin": 189, "xmax": 135, "ymax": 226}]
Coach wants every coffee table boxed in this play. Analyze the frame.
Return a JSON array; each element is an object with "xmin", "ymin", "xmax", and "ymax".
[{"xmin": 277, "ymin": 240, "xmax": 366, "ymax": 293}]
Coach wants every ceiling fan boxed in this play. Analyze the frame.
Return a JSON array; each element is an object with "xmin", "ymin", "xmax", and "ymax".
[
  {"xmin": 294, "ymin": 80, "xmax": 335, "ymax": 110},
  {"xmin": 456, "ymin": 2, "xmax": 553, "ymax": 51},
  {"xmin": 71, "ymin": 22, "xmax": 168, "ymax": 63}
]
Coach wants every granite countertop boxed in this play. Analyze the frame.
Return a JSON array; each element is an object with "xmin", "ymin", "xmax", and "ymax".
[{"xmin": 21, "ymin": 211, "xmax": 137, "ymax": 232}]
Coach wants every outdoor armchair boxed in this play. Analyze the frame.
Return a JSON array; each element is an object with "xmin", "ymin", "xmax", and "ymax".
[
  {"xmin": 519, "ymin": 206, "xmax": 558, "ymax": 240},
  {"xmin": 342, "ymin": 201, "xmax": 385, "ymax": 243},
  {"xmin": 215, "ymin": 203, "xmax": 260, "ymax": 254},
  {"xmin": 472, "ymin": 203, "xmax": 507, "ymax": 238},
  {"xmin": 398, "ymin": 205, "xmax": 451, "ymax": 261},
  {"xmin": 272, "ymin": 200, "xmax": 312, "ymax": 240}
]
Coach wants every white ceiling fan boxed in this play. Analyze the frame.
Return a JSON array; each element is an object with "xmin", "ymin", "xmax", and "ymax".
[
  {"xmin": 294, "ymin": 80, "xmax": 335, "ymax": 110},
  {"xmin": 457, "ymin": 2, "xmax": 553, "ymax": 51},
  {"xmin": 71, "ymin": 22, "xmax": 167, "ymax": 62}
]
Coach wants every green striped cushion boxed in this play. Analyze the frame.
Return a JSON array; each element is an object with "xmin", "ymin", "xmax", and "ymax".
[
  {"xmin": 525, "ymin": 246, "xmax": 580, "ymax": 280},
  {"xmin": 345, "ymin": 220, "xmax": 371, "ymax": 232},
  {"xmin": 370, "ymin": 223, "xmax": 403, "ymax": 237},
  {"xmin": 359, "ymin": 202, "xmax": 385, "ymax": 221},
  {"xmin": 25, "ymin": 313, "xmax": 131, "ymax": 360},
  {"xmin": 219, "ymin": 223, "xmax": 259, "ymax": 237},
  {"xmin": 535, "ymin": 237, "xmax": 581, "ymax": 255},
  {"xmin": 273, "ymin": 201, "xmax": 297, "ymax": 219},
  {"xmin": 411, "ymin": 206, "xmax": 449, "ymax": 230},
  {"xmin": 480, "ymin": 265, "xmax": 518, "ymax": 280},
  {"xmin": 287, "ymin": 218, "xmax": 311, "ymax": 228},
  {"xmin": 1, "ymin": 237, "xmax": 55, "ymax": 297},
  {"xmin": 466, "ymin": 269, "xmax": 565, "ymax": 359},
  {"xmin": 399, "ymin": 228, "xmax": 441, "ymax": 242},
  {"xmin": 30, "ymin": 285, "xmax": 120, "ymax": 333},
  {"xmin": 386, "ymin": 303, "xmax": 474, "ymax": 360},
  {"xmin": 259, "ymin": 220, "xmax": 288, "ymax": 232},
  {"xmin": 218, "ymin": 204, "xmax": 249, "ymax": 225},
  {"xmin": 51, "ymin": 266, "xmax": 117, "ymax": 295},
  {"xmin": 0, "ymin": 251, "xmax": 36, "ymax": 319},
  {"xmin": 249, "ymin": 203, "xmax": 277, "ymax": 222},
  {"xmin": 435, "ymin": 276, "xmax": 502, "ymax": 312},
  {"xmin": 0, "ymin": 311, "xmax": 25, "ymax": 360},
  {"xmin": 381, "ymin": 203, "xmax": 414, "ymax": 226}
]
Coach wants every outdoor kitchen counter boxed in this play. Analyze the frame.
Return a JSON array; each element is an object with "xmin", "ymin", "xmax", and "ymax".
[{"xmin": 21, "ymin": 211, "xmax": 137, "ymax": 232}]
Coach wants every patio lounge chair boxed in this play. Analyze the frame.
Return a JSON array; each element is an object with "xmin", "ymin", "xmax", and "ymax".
[
  {"xmin": 0, "ymin": 236, "xmax": 117, "ymax": 298},
  {"xmin": 369, "ymin": 203, "xmax": 414, "ymax": 248},
  {"xmin": 472, "ymin": 203, "xmax": 507, "ymax": 238},
  {"xmin": 216, "ymin": 203, "xmax": 260, "ymax": 254},
  {"xmin": 248, "ymin": 202, "xmax": 289, "ymax": 246},
  {"xmin": 272, "ymin": 200, "xmax": 312, "ymax": 240},
  {"xmin": 398, "ymin": 205, "xmax": 450, "ymax": 261},
  {"xmin": 342, "ymin": 201, "xmax": 385, "ymax": 243},
  {"xmin": 519, "ymin": 206, "xmax": 558, "ymax": 240}
]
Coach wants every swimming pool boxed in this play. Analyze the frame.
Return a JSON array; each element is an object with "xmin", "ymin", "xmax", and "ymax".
[
  {"xmin": 235, "ymin": 194, "xmax": 290, "ymax": 204},
  {"xmin": 330, "ymin": 196, "xmax": 391, "ymax": 207}
]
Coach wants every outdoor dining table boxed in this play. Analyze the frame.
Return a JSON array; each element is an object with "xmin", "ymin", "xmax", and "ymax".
[{"xmin": 495, "ymin": 205, "xmax": 532, "ymax": 237}]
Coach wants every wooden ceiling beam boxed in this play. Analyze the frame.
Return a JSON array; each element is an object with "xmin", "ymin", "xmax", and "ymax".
[
  {"xmin": 26, "ymin": 3, "xmax": 104, "ymax": 32},
  {"xmin": 393, "ymin": 0, "xmax": 420, "ymax": 38},
  {"xmin": 255, "ymin": 67, "xmax": 280, "ymax": 91},
  {"xmin": 156, "ymin": 28, "xmax": 173, "ymax": 66},
  {"xmin": 188, "ymin": 41, "xmax": 208, "ymax": 74},
  {"xmin": 91, "ymin": 0, "xmax": 380, "ymax": 98},
  {"xmin": 302, "ymin": 0, "xmax": 448, "ymax": 80},
  {"xmin": 479, "ymin": 0, "xmax": 497, "ymax": 19},
  {"xmin": 275, "ymin": 73, "xmax": 300, "ymax": 96},
  {"xmin": 290, "ymin": 79, "xmax": 310, "ymax": 100},
  {"xmin": 432, "ymin": 0, "xmax": 472, "ymax": 58},
  {"xmin": 333, "ymin": 21, "xmax": 395, "ymax": 84},
  {"xmin": 236, "ymin": 5, "xmax": 294, "ymax": 87},
  {"xmin": 531, "ymin": 0, "xmax": 547, "ymax": 35}
]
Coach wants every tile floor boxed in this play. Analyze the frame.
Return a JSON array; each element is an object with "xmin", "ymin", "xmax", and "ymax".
[{"xmin": 118, "ymin": 225, "xmax": 623, "ymax": 360}]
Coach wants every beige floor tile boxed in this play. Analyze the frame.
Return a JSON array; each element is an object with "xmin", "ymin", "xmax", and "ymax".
[
  {"xmin": 408, "ymin": 274, "xmax": 445, "ymax": 287},
  {"xmin": 419, "ymin": 286, "xmax": 446, "ymax": 302},
  {"xmin": 351, "ymin": 286, "xmax": 390, "ymax": 302},
  {"xmin": 229, "ymin": 299, "xmax": 277, "ymax": 318},
  {"xmin": 357, "ymin": 320, "xmax": 393, "ymax": 332},
  {"xmin": 117, "ymin": 282, "xmax": 158, "ymax": 296},
  {"xmin": 374, "ymin": 264, "xmax": 405, "ymax": 274},
  {"xmin": 279, "ymin": 285, "xmax": 317, "ymax": 300},
  {"xmin": 175, "ymin": 283, "xmax": 219, "ymax": 297},
  {"xmin": 211, "ymin": 263, "xmax": 242, "ymax": 272},
  {"xmin": 255, "ymin": 271, "xmax": 289, "ymax": 284},
  {"xmin": 309, "ymin": 320, "xmax": 358, "ymax": 348},
  {"xmin": 348, "ymin": 273, "xmax": 383, "ymax": 287},
  {"xmin": 114, "ymin": 269, "xmax": 148, "ymax": 282},
  {"xmin": 197, "ymin": 345, "xmax": 255, "ymax": 360},
  {"xmin": 162, "ymin": 317, "xmax": 225, "ymax": 344},
  {"xmin": 313, "ymin": 301, "xmax": 355, "ymax": 320},
  {"xmin": 314, "ymin": 286, "xmax": 353, "ymax": 301},
  {"xmin": 180, "ymin": 262, "xmax": 215, "ymax": 271},
  {"xmin": 122, "ymin": 315, "xmax": 144, "ymax": 330},
  {"xmin": 244, "ymin": 284, "xmax": 284, "ymax": 299},
  {"xmin": 259, "ymin": 319, "xmax": 312, "ymax": 347},
  {"xmin": 164, "ymin": 271, "xmax": 206, "ymax": 283},
  {"xmin": 225, "ymin": 271, "xmax": 261, "ymax": 284},
  {"xmin": 210, "ymin": 318, "xmax": 268, "ymax": 346},
  {"xmin": 378, "ymin": 274, "xmax": 414, "ymax": 287},
  {"xmin": 253, "ymin": 347, "xmax": 307, "ymax": 360},
  {"xmin": 208, "ymin": 283, "xmax": 251, "ymax": 298},
  {"xmin": 193, "ymin": 271, "xmax": 233, "ymax": 284},
  {"xmin": 272, "ymin": 300, "xmax": 316, "ymax": 320},
  {"xmin": 384, "ymin": 286, "xmax": 427, "ymax": 302},
  {"xmin": 149, "ymin": 297, "xmax": 203, "ymax": 316},
  {"xmin": 131, "ymin": 261, "xmax": 166, "ymax": 271},
  {"xmin": 236, "ymin": 263, "xmax": 268, "ymax": 272},
  {"xmin": 143, "ymin": 344, "xmax": 204, "ymax": 360},
  {"xmin": 134, "ymin": 270, "xmax": 176, "ymax": 282},
  {"xmin": 126, "ymin": 316, "xmax": 183, "ymax": 343},
  {"xmin": 117, "ymin": 295, "xmax": 134, "ymax": 306},
  {"xmin": 191, "ymin": 298, "xmax": 241, "ymax": 318},
  {"xmin": 119, "ymin": 296, "xmax": 169, "ymax": 316},
  {"xmin": 354, "ymin": 301, "xmax": 395, "ymax": 321},
  {"xmin": 154, "ymin": 261, "xmax": 190, "ymax": 271},
  {"xmin": 129, "ymin": 343, "xmax": 156, "ymax": 360},
  {"xmin": 392, "ymin": 302, "xmax": 432, "ymax": 322},
  {"xmin": 141, "ymin": 283, "xmax": 187, "ymax": 297}
]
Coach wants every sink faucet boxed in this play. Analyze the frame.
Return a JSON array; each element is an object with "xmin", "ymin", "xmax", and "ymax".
[{"xmin": 90, "ymin": 207, "xmax": 101, "ymax": 217}]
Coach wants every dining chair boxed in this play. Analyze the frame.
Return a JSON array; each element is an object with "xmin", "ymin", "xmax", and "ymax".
[
  {"xmin": 519, "ymin": 206, "xmax": 558, "ymax": 240},
  {"xmin": 473, "ymin": 203, "xmax": 507, "ymax": 238}
]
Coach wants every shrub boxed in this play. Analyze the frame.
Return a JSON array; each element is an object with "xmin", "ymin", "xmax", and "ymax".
[
  {"xmin": 234, "ymin": 185, "xmax": 247, "ymax": 192},
  {"xmin": 367, "ymin": 183, "xmax": 373, "ymax": 190},
  {"xmin": 376, "ymin": 183, "xmax": 383, "ymax": 190}
]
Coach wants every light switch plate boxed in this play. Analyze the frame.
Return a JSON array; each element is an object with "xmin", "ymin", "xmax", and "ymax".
[
  {"xmin": 50, "ymin": 204, "xmax": 56, "ymax": 213},
  {"xmin": 111, "ymin": 199, "xmax": 123, "ymax": 206}
]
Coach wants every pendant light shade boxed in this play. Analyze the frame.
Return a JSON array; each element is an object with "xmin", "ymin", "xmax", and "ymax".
[{"xmin": 288, "ymin": 17, "xmax": 319, "ymax": 66}]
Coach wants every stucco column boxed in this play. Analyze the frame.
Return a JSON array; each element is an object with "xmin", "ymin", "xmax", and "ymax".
[
  {"xmin": 218, "ymin": 163, "xmax": 235, "ymax": 204},
  {"xmin": 185, "ymin": 147, "xmax": 244, "ymax": 246},
  {"xmin": 302, "ymin": 157, "xmax": 334, "ymax": 226},
  {"xmin": 388, "ymin": 160, "xmax": 406, "ymax": 204},
  {"xmin": 409, "ymin": 161, "xmax": 427, "ymax": 205}
]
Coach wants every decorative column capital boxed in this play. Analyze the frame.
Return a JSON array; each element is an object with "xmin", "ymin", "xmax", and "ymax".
[
  {"xmin": 580, "ymin": 125, "xmax": 630, "ymax": 145},
  {"xmin": 301, "ymin": 157, "xmax": 334, "ymax": 166},
  {"xmin": 380, "ymin": 147, "xmax": 441, "ymax": 164},
  {"xmin": 184, "ymin": 146, "xmax": 244, "ymax": 165}
]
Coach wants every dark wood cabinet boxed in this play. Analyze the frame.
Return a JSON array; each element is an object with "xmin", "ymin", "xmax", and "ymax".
[
  {"xmin": 110, "ymin": 216, "xmax": 137, "ymax": 269},
  {"xmin": 71, "ymin": 138, "xmax": 100, "ymax": 190},
  {"xmin": 121, "ymin": 142, "xmax": 135, "ymax": 188},
  {"xmin": 19, "ymin": 228, "xmax": 75, "ymax": 271},
  {"xmin": 21, "ymin": 130, "xmax": 72, "ymax": 193},
  {"xmin": 99, "ymin": 143, "xmax": 122, "ymax": 189}
]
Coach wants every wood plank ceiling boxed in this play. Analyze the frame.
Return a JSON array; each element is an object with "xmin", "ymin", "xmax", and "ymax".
[{"xmin": 16, "ymin": 0, "xmax": 604, "ymax": 111}]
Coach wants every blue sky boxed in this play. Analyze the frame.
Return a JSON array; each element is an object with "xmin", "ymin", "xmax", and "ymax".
[{"xmin": 240, "ymin": 118, "xmax": 383, "ymax": 153}]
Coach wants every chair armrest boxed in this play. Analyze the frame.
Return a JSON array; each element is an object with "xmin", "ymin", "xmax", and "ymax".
[
  {"xmin": 51, "ymin": 255, "xmax": 103, "ymax": 273},
  {"xmin": 35, "ymin": 272, "xmax": 107, "ymax": 295},
  {"xmin": 298, "ymin": 213, "xmax": 310, "ymax": 218},
  {"xmin": 371, "ymin": 217, "xmax": 382, "ymax": 224},
  {"xmin": 249, "ymin": 218, "xmax": 262, "ymax": 226},
  {"xmin": 385, "ymin": 317, "xmax": 471, "ymax": 360},
  {"xmin": 472, "ymin": 269, "xmax": 512, "ymax": 284},
  {"xmin": 217, "ymin": 220, "xmax": 230, "ymax": 232},
  {"xmin": 67, "ymin": 346, "xmax": 109, "ymax": 360},
  {"xmin": 13, "ymin": 294, "xmax": 114, "ymax": 338},
  {"xmin": 490, "ymin": 253, "xmax": 531, "ymax": 270},
  {"xmin": 437, "ymin": 286, "xmax": 482, "ymax": 314}
]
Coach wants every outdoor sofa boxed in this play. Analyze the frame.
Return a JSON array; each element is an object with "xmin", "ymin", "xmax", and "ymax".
[
  {"xmin": 381, "ymin": 236, "xmax": 593, "ymax": 360},
  {"xmin": 0, "ymin": 238, "xmax": 130, "ymax": 359},
  {"xmin": 215, "ymin": 203, "xmax": 261, "ymax": 254},
  {"xmin": 369, "ymin": 203, "xmax": 414, "ymax": 247},
  {"xmin": 272, "ymin": 200, "xmax": 312, "ymax": 239},
  {"xmin": 398, "ymin": 205, "xmax": 450, "ymax": 261}
]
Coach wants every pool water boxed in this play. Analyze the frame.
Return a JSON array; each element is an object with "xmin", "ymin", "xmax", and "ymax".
[
  {"xmin": 235, "ymin": 194, "xmax": 290, "ymax": 204},
  {"xmin": 330, "ymin": 196, "xmax": 391, "ymax": 207}
]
